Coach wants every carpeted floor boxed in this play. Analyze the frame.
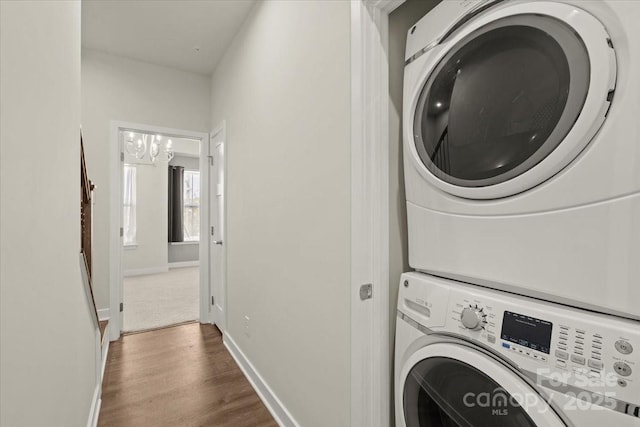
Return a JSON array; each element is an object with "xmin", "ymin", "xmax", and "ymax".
[{"xmin": 123, "ymin": 267, "xmax": 199, "ymax": 332}]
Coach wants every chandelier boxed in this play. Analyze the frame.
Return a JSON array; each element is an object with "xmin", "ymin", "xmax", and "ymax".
[{"xmin": 125, "ymin": 132, "xmax": 174, "ymax": 162}]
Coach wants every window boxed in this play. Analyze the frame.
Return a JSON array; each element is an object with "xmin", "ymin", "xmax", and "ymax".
[
  {"xmin": 123, "ymin": 164, "xmax": 137, "ymax": 246},
  {"xmin": 183, "ymin": 170, "xmax": 200, "ymax": 241}
]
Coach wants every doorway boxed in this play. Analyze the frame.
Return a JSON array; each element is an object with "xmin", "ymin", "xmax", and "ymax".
[
  {"xmin": 121, "ymin": 130, "xmax": 201, "ymax": 332},
  {"xmin": 109, "ymin": 121, "xmax": 209, "ymax": 340}
]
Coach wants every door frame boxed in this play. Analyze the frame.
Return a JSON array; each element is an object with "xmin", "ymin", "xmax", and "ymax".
[
  {"xmin": 207, "ymin": 121, "xmax": 227, "ymax": 330},
  {"xmin": 108, "ymin": 120, "xmax": 209, "ymax": 341},
  {"xmin": 350, "ymin": 0, "xmax": 405, "ymax": 425}
]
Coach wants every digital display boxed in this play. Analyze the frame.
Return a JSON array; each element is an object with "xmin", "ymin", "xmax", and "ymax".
[{"xmin": 501, "ymin": 311, "xmax": 552, "ymax": 354}]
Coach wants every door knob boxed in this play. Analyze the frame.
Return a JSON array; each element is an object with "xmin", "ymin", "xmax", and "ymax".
[{"xmin": 213, "ymin": 240, "xmax": 223, "ymax": 245}]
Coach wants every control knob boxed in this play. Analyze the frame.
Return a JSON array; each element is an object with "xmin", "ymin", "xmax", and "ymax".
[{"xmin": 460, "ymin": 305, "xmax": 487, "ymax": 331}]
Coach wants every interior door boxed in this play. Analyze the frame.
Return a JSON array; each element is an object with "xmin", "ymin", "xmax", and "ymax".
[
  {"xmin": 117, "ymin": 129, "xmax": 126, "ymax": 336},
  {"xmin": 209, "ymin": 130, "xmax": 225, "ymax": 330}
]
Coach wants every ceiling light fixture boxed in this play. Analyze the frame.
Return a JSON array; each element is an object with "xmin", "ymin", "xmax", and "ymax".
[{"xmin": 125, "ymin": 133, "xmax": 174, "ymax": 163}]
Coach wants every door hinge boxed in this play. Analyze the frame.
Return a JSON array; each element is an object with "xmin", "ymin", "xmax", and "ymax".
[
  {"xmin": 359, "ymin": 283, "xmax": 372, "ymax": 301},
  {"xmin": 211, "ymin": 226, "xmax": 214, "ymax": 236},
  {"xmin": 120, "ymin": 152, "xmax": 125, "ymax": 162},
  {"xmin": 120, "ymin": 302, "xmax": 124, "ymax": 312},
  {"xmin": 120, "ymin": 227, "xmax": 124, "ymax": 237},
  {"xmin": 208, "ymin": 155, "xmax": 214, "ymax": 166},
  {"xmin": 211, "ymin": 296, "xmax": 215, "ymax": 306}
]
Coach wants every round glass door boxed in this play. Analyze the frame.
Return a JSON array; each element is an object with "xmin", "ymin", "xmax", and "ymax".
[
  {"xmin": 404, "ymin": 357, "xmax": 539, "ymax": 426},
  {"xmin": 413, "ymin": 14, "xmax": 591, "ymax": 189}
]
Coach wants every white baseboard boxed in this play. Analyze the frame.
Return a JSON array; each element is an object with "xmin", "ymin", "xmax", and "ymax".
[
  {"xmin": 101, "ymin": 324, "xmax": 110, "ymax": 380},
  {"xmin": 89, "ymin": 323, "xmax": 110, "ymax": 427},
  {"xmin": 168, "ymin": 260, "xmax": 200, "ymax": 269},
  {"xmin": 86, "ymin": 383, "xmax": 101, "ymax": 427},
  {"xmin": 224, "ymin": 334, "xmax": 299, "ymax": 427},
  {"xmin": 97, "ymin": 308, "xmax": 110, "ymax": 321},
  {"xmin": 123, "ymin": 266, "xmax": 168, "ymax": 277}
]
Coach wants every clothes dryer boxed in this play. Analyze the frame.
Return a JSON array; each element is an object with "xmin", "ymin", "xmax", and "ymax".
[{"xmin": 403, "ymin": 0, "xmax": 640, "ymax": 319}]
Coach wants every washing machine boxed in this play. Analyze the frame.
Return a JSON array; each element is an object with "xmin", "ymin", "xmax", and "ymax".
[
  {"xmin": 403, "ymin": 0, "xmax": 640, "ymax": 320},
  {"xmin": 395, "ymin": 272, "xmax": 640, "ymax": 426}
]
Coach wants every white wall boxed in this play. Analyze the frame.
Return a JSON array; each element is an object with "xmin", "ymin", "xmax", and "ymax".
[
  {"xmin": 388, "ymin": 0, "xmax": 441, "ymax": 335},
  {"xmin": 170, "ymin": 138, "xmax": 201, "ymax": 157},
  {"xmin": 81, "ymin": 50, "xmax": 211, "ymax": 308},
  {"xmin": 123, "ymin": 162, "xmax": 168, "ymax": 273},
  {"xmin": 0, "ymin": 2, "xmax": 98, "ymax": 425},
  {"xmin": 209, "ymin": 1, "xmax": 351, "ymax": 426}
]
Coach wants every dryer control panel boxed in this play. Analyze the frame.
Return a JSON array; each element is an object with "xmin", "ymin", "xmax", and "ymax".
[{"xmin": 398, "ymin": 272, "xmax": 640, "ymax": 414}]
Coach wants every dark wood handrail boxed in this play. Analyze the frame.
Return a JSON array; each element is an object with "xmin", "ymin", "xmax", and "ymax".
[
  {"xmin": 81, "ymin": 135, "xmax": 94, "ymax": 279},
  {"xmin": 81, "ymin": 251, "xmax": 99, "ymax": 323},
  {"xmin": 81, "ymin": 133, "xmax": 100, "ymax": 330},
  {"xmin": 81, "ymin": 141, "xmax": 91, "ymax": 202}
]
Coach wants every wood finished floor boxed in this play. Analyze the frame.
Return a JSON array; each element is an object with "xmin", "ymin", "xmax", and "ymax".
[{"xmin": 98, "ymin": 322, "xmax": 277, "ymax": 427}]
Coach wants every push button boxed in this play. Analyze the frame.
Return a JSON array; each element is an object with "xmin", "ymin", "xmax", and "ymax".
[
  {"xmin": 573, "ymin": 367, "xmax": 587, "ymax": 375},
  {"xmin": 615, "ymin": 340, "xmax": 633, "ymax": 355},
  {"xmin": 571, "ymin": 354, "xmax": 586, "ymax": 365},
  {"xmin": 588, "ymin": 359, "xmax": 603, "ymax": 370},
  {"xmin": 555, "ymin": 350, "xmax": 569, "ymax": 360},
  {"xmin": 613, "ymin": 362, "xmax": 632, "ymax": 377}
]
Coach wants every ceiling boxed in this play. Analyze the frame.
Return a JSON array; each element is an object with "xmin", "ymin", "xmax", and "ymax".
[{"xmin": 82, "ymin": 0, "xmax": 256, "ymax": 75}]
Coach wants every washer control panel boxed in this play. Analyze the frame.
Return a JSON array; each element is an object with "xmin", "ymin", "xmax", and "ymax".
[
  {"xmin": 452, "ymin": 288, "xmax": 639, "ymax": 407},
  {"xmin": 398, "ymin": 273, "xmax": 640, "ymax": 408}
]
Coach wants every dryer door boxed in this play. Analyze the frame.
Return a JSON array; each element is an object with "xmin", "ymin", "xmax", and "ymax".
[
  {"xmin": 407, "ymin": 2, "xmax": 616, "ymax": 199},
  {"xmin": 400, "ymin": 343, "xmax": 566, "ymax": 427}
]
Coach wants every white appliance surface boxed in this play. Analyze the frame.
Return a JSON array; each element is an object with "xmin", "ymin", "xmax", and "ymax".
[
  {"xmin": 402, "ymin": 0, "xmax": 640, "ymax": 319},
  {"xmin": 395, "ymin": 272, "xmax": 640, "ymax": 427}
]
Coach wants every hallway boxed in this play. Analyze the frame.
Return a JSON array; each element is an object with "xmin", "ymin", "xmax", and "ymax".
[{"xmin": 98, "ymin": 323, "xmax": 277, "ymax": 427}]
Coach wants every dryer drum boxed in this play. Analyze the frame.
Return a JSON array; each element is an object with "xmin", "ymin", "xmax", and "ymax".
[{"xmin": 413, "ymin": 14, "xmax": 590, "ymax": 189}]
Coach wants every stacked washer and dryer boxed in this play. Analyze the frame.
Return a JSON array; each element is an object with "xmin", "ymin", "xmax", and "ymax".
[{"xmin": 394, "ymin": 1, "xmax": 640, "ymax": 426}]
